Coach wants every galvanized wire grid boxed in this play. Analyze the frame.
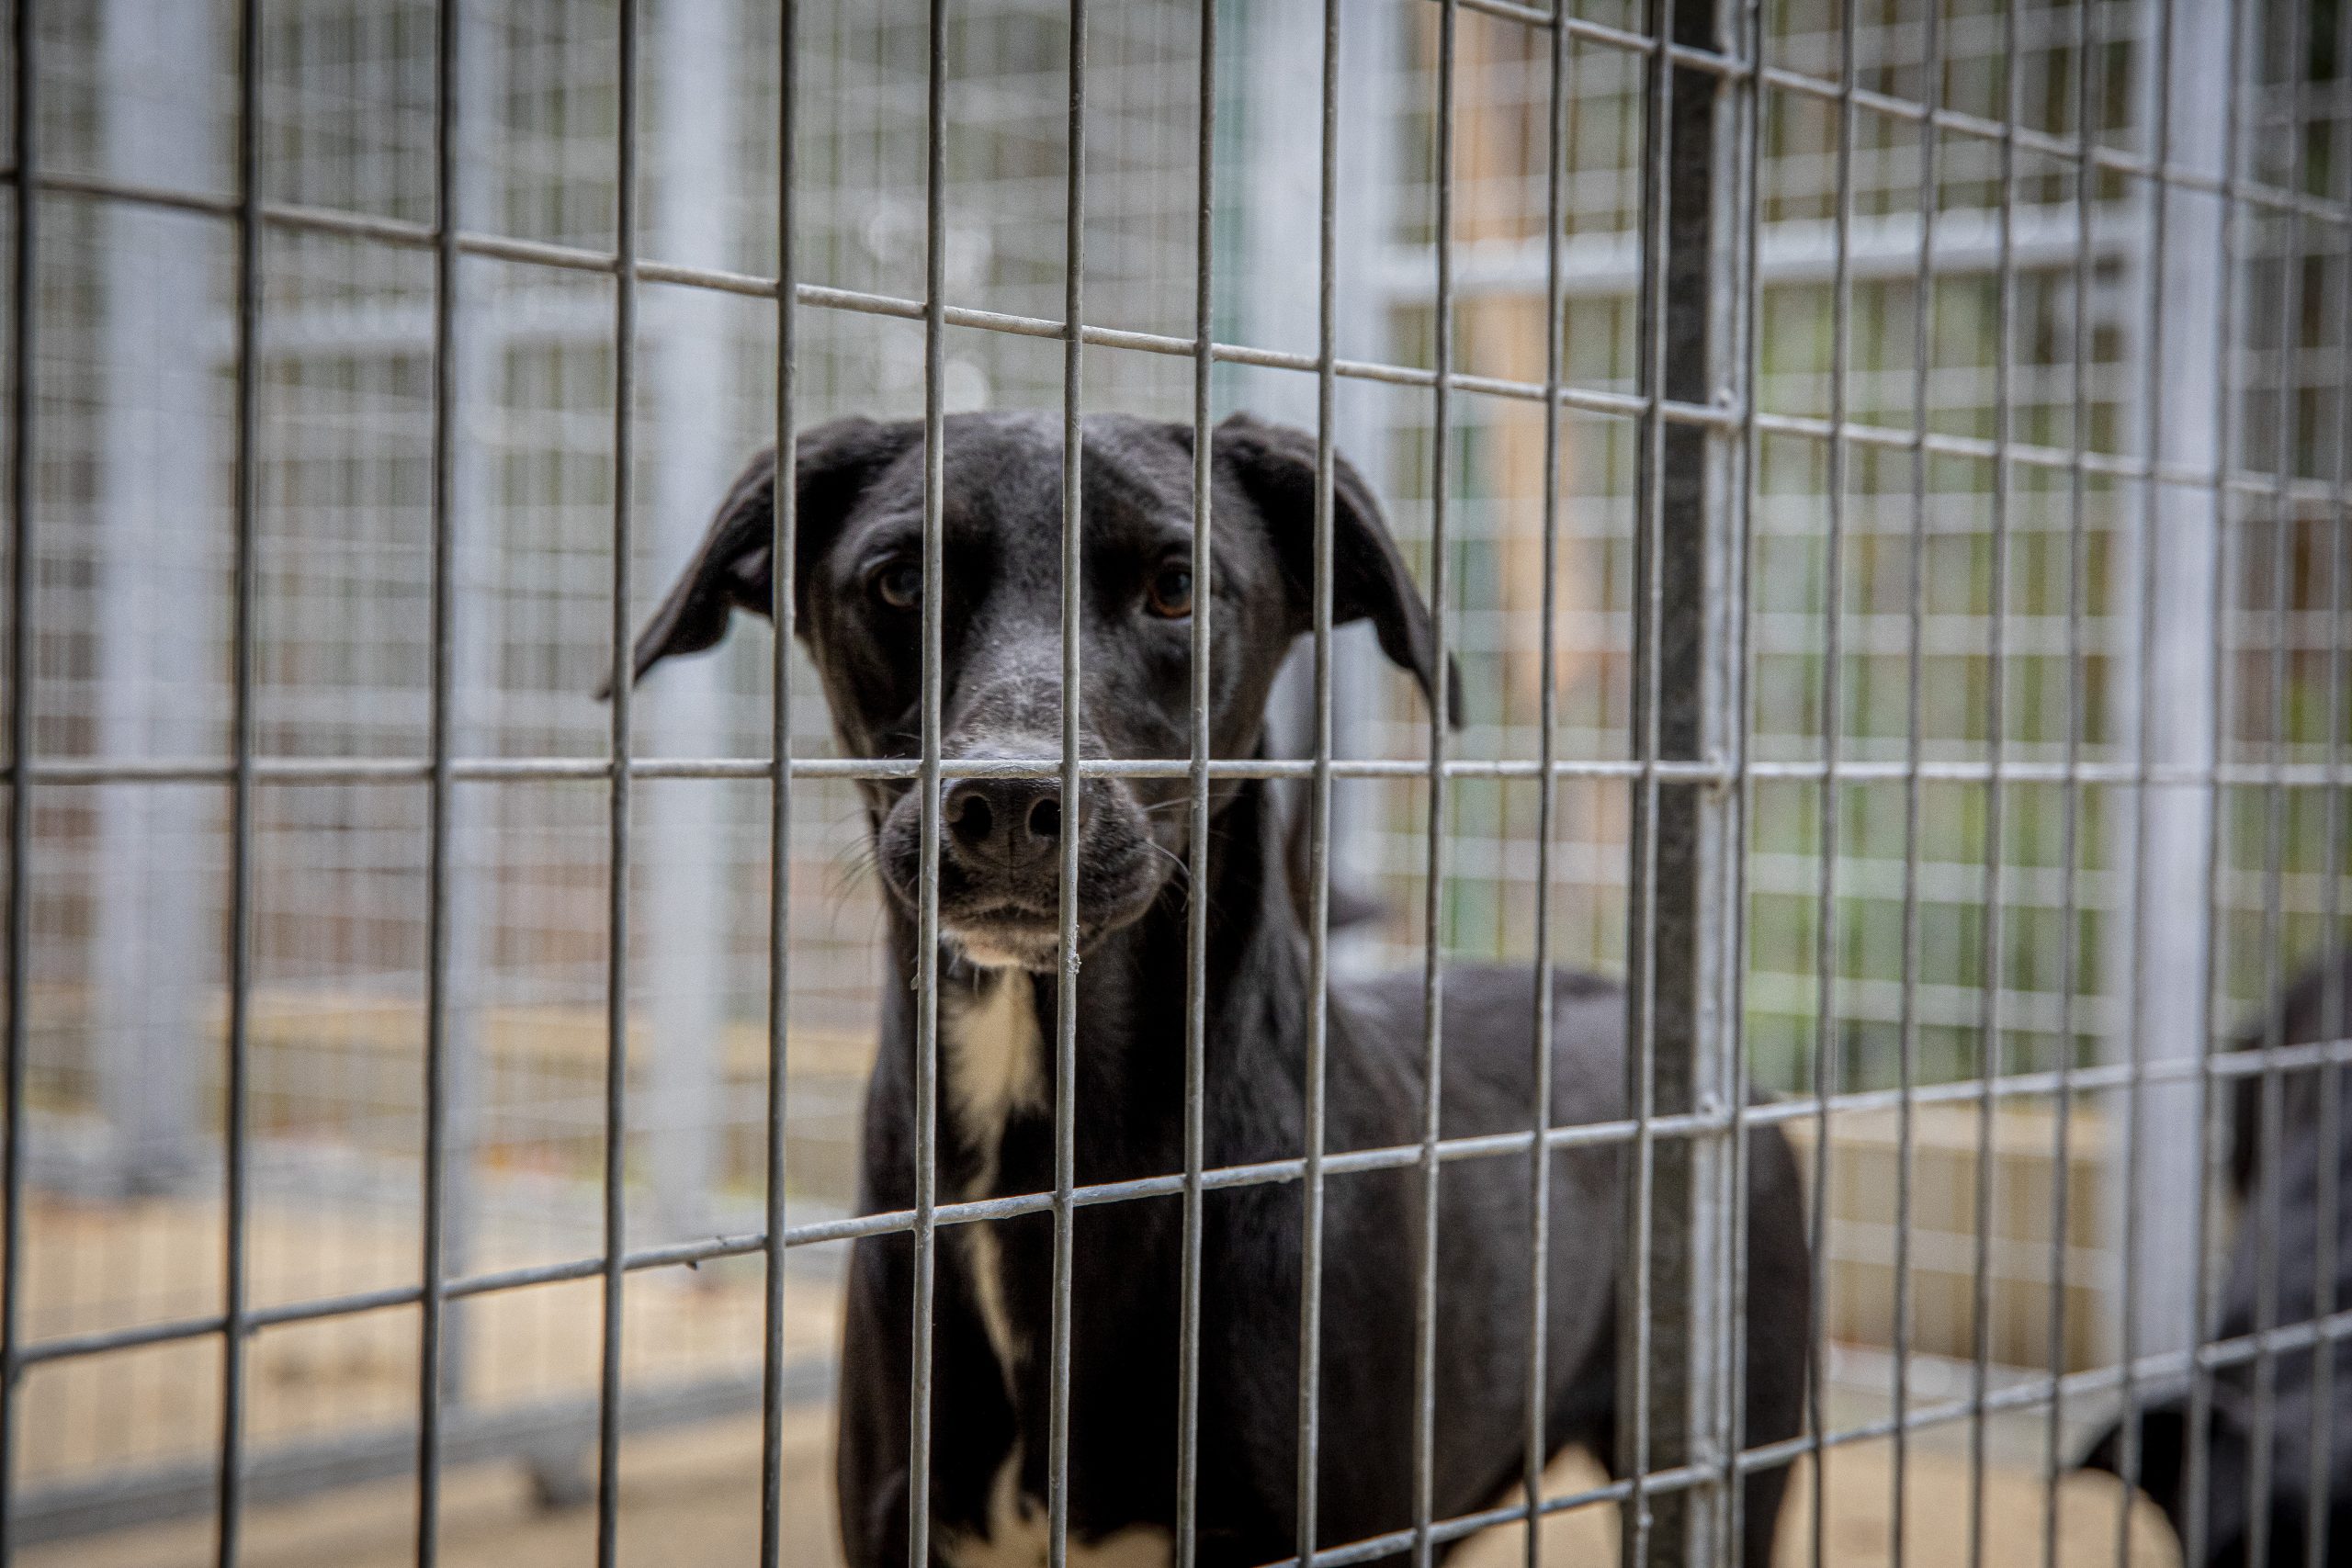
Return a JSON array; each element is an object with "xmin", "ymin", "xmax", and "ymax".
[{"xmin": 0, "ymin": 3, "xmax": 2346, "ymax": 1568}]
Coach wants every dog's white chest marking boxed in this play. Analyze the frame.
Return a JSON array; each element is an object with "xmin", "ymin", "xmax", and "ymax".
[
  {"xmin": 944, "ymin": 967, "xmax": 1046, "ymax": 1168},
  {"xmin": 936, "ymin": 977, "xmax": 1169, "ymax": 1568},
  {"xmin": 938, "ymin": 1453, "xmax": 1175, "ymax": 1568},
  {"xmin": 943, "ymin": 968, "xmax": 1046, "ymax": 1382}
]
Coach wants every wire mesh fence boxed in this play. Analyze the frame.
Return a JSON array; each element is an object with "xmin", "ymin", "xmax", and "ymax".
[{"xmin": 0, "ymin": 0, "xmax": 2346, "ymax": 1564}]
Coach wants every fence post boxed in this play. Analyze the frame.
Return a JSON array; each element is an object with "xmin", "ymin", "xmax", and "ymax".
[
  {"xmin": 91, "ymin": 0, "xmax": 216, "ymax": 1198},
  {"xmin": 1618, "ymin": 0, "xmax": 1735, "ymax": 1561},
  {"xmin": 433, "ymin": 0, "xmax": 508, "ymax": 1413},
  {"xmin": 643, "ymin": 0, "xmax": 742, "ymax": 1249},
  {"xmin": 2109, "ymin": 0, "xmax": 2228, "ymax": 1395}
]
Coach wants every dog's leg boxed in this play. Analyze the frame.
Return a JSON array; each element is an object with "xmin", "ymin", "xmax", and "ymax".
[
  {"xmin": 1580, "ymin": 1134, "xmax": 1807, "ymax": 1568},
  {"xmin": 1734, "ymin": 1332, "xmax": 1804, "ymax": 1568},
  {"xmin": 1737, "ymin": 1125, "xmax": 1811, "ymax": 1568},
  {"xmin": 838, "ymin": 1233, "xmax": 914, "ymax": 1568},
  {"xmin": 1737, "ymin": 1462, "xmax": 1792, "ymax": 1568}
]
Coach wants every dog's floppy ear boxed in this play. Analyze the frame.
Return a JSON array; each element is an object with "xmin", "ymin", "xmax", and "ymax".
[
  {"xmin": 616, "ymin": 415, "xmax": 916, "ymax": 690},
  {"xmin": 1212, "ymin": 412, "xmax": 1462, "ymax": 725}
]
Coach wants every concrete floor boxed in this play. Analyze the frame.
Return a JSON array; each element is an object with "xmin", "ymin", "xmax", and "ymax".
[
  {"xmin": 18, "ymin": 1195, "xmax": 2182, "ymax": 1567},
  {"xmin": 35, "ymin": 1407, "xmax": 2179, "ymax": 1568}
]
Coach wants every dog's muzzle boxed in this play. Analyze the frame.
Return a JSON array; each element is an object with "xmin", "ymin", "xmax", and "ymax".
[{"xmin": 876, "ymin": 758, "xmax": 1169, "ymax": 970}]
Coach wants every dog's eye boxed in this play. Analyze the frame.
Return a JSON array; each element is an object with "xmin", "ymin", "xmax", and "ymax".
[
  {"xmin": 871, "ymin": 561, "xmax": 922, "ymax": 611},
  {"xmin": 1146, "ymin": 563, "xmax": 1193, "ymax": 619}
]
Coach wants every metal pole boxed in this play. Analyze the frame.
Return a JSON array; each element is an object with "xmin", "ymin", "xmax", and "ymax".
[
  {"xmin": 1526, "ymin": 2, "xmax": 1570, "ymax": 1561},
  {"xmin": 594, "ymin": 0, "xmax": 642, "ymax": 1558},
  {"xmin": 435, "ymin": 0, "xmax": 504, "ymax": 1427},
  {"xmin": 1412, "ymin": 5, "xmax": 1457, "ymax": 1564},
  {"xmin": 1620, "ymin": 0, "xmax": 1729, "ymax": 1559},
  {"xmin": 2182, "ymin": 6, "xmax": 2248, "ymax": 1558},
  {"xmin": 2103, "ymin": 0, "xmax": 2176, "ymax": 1536},
  {"xmin": 1803, "ymin": 5, "xmax": 1857, "ymax": 1563},
  {"xmin": 1175, "ymin": 6, "xmax": 1215, "ymax": 1564},
  {"xmin": 908, "ymin": 1, "xmax": 949, "ymax": 1559},
  {"xmin": 1716, "ymin": 0, "xmax": 1766, "ymax": 1557},
  {"xmin": 1964, "ymin": 6, "xmax": 2021, "ymax": 1562},
  {"xmin": 643, "ymin": 0, "xmax": 738, "ymax": 1252},
  {"xmin": 1890, "ymin": 0, "xmax": 1944, "ymax": 1561},
  {"xmin": 2116, "ymin": 0, "xmax": 2228, "ymax": 1397},
  {"xmin": 91, "ymin": 0, "xmax": 212, "ymax": 1201},
  {"xmin": 416, "ymin": 0, "xmax": 461, "ymax": 1557},
  {"xmin": 1047, "ymin": 4, "xmax": 1085, "ymax": 1564},
  {"xmin": 757, "ymin": 0, "xmax": 801, "ymax": 1560},
  {"xmin": 0, "ymin": 0, "xmax": 34, "ymax": 1556},
  {"xmin": 215, "ymin": 0, "xmax": 265, "ymax": 1554},
  {"xmin": 2040, "ymin": 2, "xmax": 2103, "ymax": 1560},
  {"xmin": 1298, "ymin": 0, "xmax": 1341, "ymax": 1557},
  {"xmin": 2245, "ymin": 6, "xmax": 2313, "ymax": 1562}
]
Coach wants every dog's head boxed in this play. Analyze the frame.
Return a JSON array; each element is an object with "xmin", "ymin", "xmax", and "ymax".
[{"xmin": 626, "ymin": 410, "xmax": 1453, "ymax": 970}]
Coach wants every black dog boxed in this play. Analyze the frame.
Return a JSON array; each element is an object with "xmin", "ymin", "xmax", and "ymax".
[
  {"xmin": 628, "ymin": 412, "xmax": 1811, "ymax": 1567},
  {"xmin": 2083, "ymin": 951, "xmax": 2352, "ymax": 1566}
]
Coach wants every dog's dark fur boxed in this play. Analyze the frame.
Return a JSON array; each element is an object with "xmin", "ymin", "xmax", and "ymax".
[
  {"xmin": 2082, "ymin": 950, "xmax": 2352, "ymax": 1567},
  {"xmin": 628, "ymin": 411, "xmax": 1811, "ymax": 1566}
]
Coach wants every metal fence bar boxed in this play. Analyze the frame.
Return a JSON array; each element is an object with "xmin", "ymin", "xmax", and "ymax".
[
  {"xmin": 1889, "ymin": 0, "xmax": 1944, "ymax": 1561},
  {"xmin": 2039, "ymin": 3, "xmax": 2098, "ymax": 1561},
  {"xmin": 1803, "ymin": 3, "xmax": 1858, "ymax": 1562},
  {"xmin": 1047, "ymin": 4, "xmax": 1087, "ymax": 1562},
  {"xmin": 1962, "ymin": 4, "xmax": 2022, "ymax": 1563},
  {"xmin": 214, "ymin": 0, "xmax": 266, "ymax": 1556},
  {"xmin": 0, "ymin": 0, "xmax": 29, "ymax": 1557},
  {"xmin": 1524, "ymin": 2, "xmax": 1569, "ymax": 1561},
  {"xmin": 1410, "ymin": 3, "xmax": 1457, "ymax": 1563},
  {"xmin": 2111, "ymin": 0, "xmax": 2177, "ymax": 1558},
  {"xmin": 415, "ymin": 0, "xmax": 462, "ymax": 1559},
  {"xmin": 1175, "ymin": 3, "xmax": 1216, "ymax": 1562},
  {"xmin": 2247, "ymin": 10, "xmax": 2314, "ymax": 1563},
  {"xmin": 1623, "ymin": 0, "xmax": 1679, "ymax": 1551},
  {"xmin": 594, "ymin": 1, "xmax": 641, "ymax": 1561},
  {"xmin": 25, "ymin": 752, "xmax": 2352, "ymax": 790},
  {"xmin": 757, "ymin": 0, "xmax": 802, "ymax": 1561},
  {"xmin": 910, "ymin": 0, "xmax": 950, "ymax": 1558},
  {"xmin": 1715, "ymin": 0, "xmax": 1766, "ymax": 1556},
  {"xmin": 1297, "ymin": 0, "xmax": 1340, "ymax": 1556}
]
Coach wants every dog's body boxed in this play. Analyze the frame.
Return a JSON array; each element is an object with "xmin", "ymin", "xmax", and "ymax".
[
  {"xmin": 2083, "ymin": 951, "xmax": 2352, "ymax": 1566},
  {"xmin": 629, "ymin": 411, "xmax": 1810, "ymax": 1567}
]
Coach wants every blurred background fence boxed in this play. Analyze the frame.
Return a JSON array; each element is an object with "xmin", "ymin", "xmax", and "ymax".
[{"xmin": 2, "ymin": 0, "xmax": 2347, "ymax": 1562}]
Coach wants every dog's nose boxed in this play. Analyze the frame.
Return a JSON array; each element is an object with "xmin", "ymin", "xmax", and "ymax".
[{"xmin": 944, "ymin": 777, "xmax": 1061, "ymax": 871}]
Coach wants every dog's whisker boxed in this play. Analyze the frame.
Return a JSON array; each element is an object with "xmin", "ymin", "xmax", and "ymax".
[
  {"xmin": 1140, "ymin": 836, "xmax": 1193, "ymax": 890},
  {"xmin": 1138, "ymin": 795, "xmax": 1209, "ymax": 818}
]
